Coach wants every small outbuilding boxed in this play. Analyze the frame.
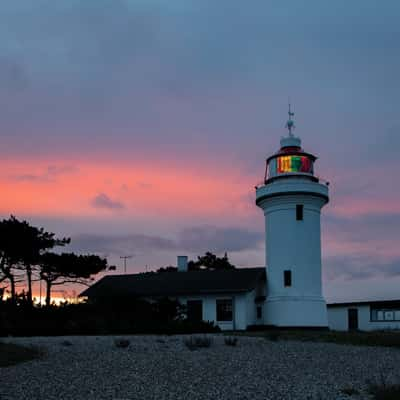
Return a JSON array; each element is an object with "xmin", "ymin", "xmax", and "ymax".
[{"xmin": 327, "ymin": 300, "xmax": 400, "ymax": 331}]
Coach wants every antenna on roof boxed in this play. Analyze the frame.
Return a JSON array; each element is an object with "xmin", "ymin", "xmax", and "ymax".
[{"xmin": 120, "ymin": 255, "xmax": 133, "ymax": 274}]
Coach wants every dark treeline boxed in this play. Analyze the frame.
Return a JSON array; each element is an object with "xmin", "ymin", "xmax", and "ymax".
[
  {"xmin": 0, "ymin": 215, "xmax": 108, "ymax": 306},
  {"xmin": 0, "ymin": 296, "xmax": 219, "ymax": 336}
]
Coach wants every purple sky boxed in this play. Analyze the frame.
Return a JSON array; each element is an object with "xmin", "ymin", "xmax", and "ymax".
[{"xmin": 0, "ymin": 0, "xmax": 399, "ymax": 302}]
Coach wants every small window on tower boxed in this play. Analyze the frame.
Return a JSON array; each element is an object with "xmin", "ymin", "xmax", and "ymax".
[
  {"xmin": 256, "ymin": 306, "xmax": 262, "ymax": 319},
  {"xmin": 284, "ymin": 270, "xmax": 292, "ymax": 287},
  {"xmin": 296, "ymin": 204, "xmax": 303, "ymax": 221}
]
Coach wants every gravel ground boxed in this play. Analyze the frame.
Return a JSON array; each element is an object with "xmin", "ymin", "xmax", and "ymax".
[{"xmin": 1, "ymin": 335, "xmax": 400, "ymax": 400}]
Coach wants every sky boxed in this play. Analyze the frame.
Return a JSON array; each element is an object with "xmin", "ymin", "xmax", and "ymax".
[{"xmin": 0, "ymin": 0, "xmax": 399, "ymax": 302}]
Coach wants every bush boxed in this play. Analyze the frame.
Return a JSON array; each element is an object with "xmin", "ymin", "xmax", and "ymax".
[
  {"xmin": 266, "ymin": 331, "xmax": 280, "ymax": 342},
  {"xmin": 224, "ymin": 337, "xmax": 238, "ymax": 346},
  {"xmin": 184, "ymin": 335, "xmax": 213, "ymax": 350},
  {"xmin": 0, "ymin": 300, "xmax": 221, "ymax": 336},
  {"xmin": 368, "ymin": 384, "xmax": 400, "ymax": 400},
  {"xmin": 246, "ymin": 324, "xmax": 276, "ymax": 331},
  {"xmin": 340, "ymin": 386, "xmax": 359, "ymax": 396},
  {"xmin": 367, "ymin": 371, "xmax": 400, "ymax": 400},
  {"xmin": 114, "ymin": 338, "xmax": 130, "ymax": 348}
]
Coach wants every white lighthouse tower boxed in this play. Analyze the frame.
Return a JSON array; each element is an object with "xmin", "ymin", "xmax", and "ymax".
[{"xmin": 256, "ymin": 106, "xmax": 329, "ymax": 327}]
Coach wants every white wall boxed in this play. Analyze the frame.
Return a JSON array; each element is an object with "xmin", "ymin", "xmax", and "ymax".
[
  {"xmin": 327, "ymin": 307, "xmax": 351, "ymax": 331},
  {"xmin": 328, "ymin": 305, "xmax": 400, "ymax": 331},
  {"xmin": 233, "ymin": 293, "xmax": 248, "ymax": 330},
  {"xmin": 178, "ymin": 291, "xmax": 260, "ymax": 331}
]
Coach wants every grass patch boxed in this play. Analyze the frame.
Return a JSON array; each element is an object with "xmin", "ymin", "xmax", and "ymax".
[
  {"xmin": 0, "ymin": 342, "xmax": 41, "ymax": 367},
  {"xmin": 230, "ymin": 330, "xmax": 400, "ymax": 348}
]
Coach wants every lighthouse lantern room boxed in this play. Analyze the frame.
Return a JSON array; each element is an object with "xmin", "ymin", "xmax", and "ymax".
[{"xmin": 256, "ymin": 106, "xmax": 330, "ymax": 327}]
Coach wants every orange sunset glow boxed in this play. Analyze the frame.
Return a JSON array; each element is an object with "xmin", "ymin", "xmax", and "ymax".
[{"xmin": 0, "ymin": 158, "xmax": 255, "ymax": 219}]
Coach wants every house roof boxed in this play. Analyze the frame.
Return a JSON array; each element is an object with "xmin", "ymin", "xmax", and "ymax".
[
  {"xmin": 80, "ymin": 267, "xmax": 266, "ymax": 298},
  {"xmin": 327, "ymin": 299, "xmax": 400, "ymax": 308}
]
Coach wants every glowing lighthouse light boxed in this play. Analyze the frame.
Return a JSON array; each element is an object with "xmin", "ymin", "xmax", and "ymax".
[
  {"xmin": 256, "ymin": 104, "xmax": 330, "ymax": 328},
  {"xmin": 268, "ymin": 154, "xmax": 314, "ymax": 177}
]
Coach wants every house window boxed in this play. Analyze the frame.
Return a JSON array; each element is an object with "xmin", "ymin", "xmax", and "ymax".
[
  {"xmin": 216, "ymin": 299, "xmax": 233, "ymax": 321},
  {"xmin": 371, "ymin": 308, "xmax": 400, "ymax": 322},
  {"xmin": 256, "ymin": 306, "xmax": 262, "ymax": 319},
  {"xmin": 284, "ymin": 270, "xmax": 292, "ymax": 287},
  {"xmin": 296, "ymin": 204, "xmax": 303, "ymax": 221},
  {"xmin": 187, "ymin": 300, "xmax": 203, "ymax": 322}
]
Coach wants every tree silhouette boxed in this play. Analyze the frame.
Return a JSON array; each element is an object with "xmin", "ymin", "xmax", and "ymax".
[
  {"xmin": 189, "ymin": 252, "xmax": 235, "ymax": 271},
  {"xmin": 0, "ymin": 216, "xmax": 70, "ymax": 305},
  {"xmin": 156, "ymin": 265, "xmax": 178, "ymax": 273},
  {"xmin": 0, "ymin": 217, "xmax": 28, "ymax": 303},
  {"xmin": 39, "ymin": 252, "xmax": 107, "ymax": 306}
]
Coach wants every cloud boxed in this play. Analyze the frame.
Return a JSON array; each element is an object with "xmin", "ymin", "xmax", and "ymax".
[
  {"xmin": 13, "ymin": 174, "xmax": 47, "ymax": 183},
  {"xmin": 69, "ymin": 225, "xmax": 262, "ymax": 257},
  {"xmin": 136, "ymin": 182, "xmax": 152, "ymax": 190},
  {"xmin": 324, "ymin": 254, "xmax": 400, "ymax": 281},
  {"xmin": 11, "ymin": 165, "xmax": 78, "ymax": 183},
  {"xmin": 178, "ymin": 226, "xmax": 263, "ymax": 253},
  {"xmin": 47, "ymin": 165, "xmax": 78, "ymax": 175},
  {"xmin": 91, "ymin": 193, "xmax": 125, "ymax": 210},
  {"xmin": 70, "ymin": 233, "xmax": 176, "ymax": 256},
  {"xmin": 325, "ymin": 212, "xmax": 400, "ymax": 244},
  {"xmin": 323, "ymin": 212, "xmax": 400, "ymax": 281}
]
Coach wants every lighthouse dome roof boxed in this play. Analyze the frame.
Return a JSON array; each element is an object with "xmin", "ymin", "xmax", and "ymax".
[{"xmin": 280, "ymin": 135, "xmax": 301, "ymax": 149}]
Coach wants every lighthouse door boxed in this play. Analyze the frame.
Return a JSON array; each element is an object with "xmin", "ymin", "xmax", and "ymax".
[{"xmin": 348, "ymin": 308, "xmax": 359, "ymax": 331}]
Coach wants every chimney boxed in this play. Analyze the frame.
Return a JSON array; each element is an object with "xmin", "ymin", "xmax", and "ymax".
[{"xmin": 177, "ymin": 255, "xmax": 188, "ymax": 272}]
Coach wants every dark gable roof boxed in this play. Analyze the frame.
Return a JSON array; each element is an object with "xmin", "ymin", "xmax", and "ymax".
[{"xmin": 80, "ymin": 268, "xmax": 266, "ymax": 298}]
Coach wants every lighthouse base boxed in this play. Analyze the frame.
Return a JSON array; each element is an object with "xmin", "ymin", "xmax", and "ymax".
[{"xmin": 265, "ymin": 295, "xmax": 328, "ymax": 328}]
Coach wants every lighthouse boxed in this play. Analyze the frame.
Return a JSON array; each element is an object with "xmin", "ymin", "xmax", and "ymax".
[{"xmin": 256, "ymin": 106, "xmax": 329, "ymax": 327}]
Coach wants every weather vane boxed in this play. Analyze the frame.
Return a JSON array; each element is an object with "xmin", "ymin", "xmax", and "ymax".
[{"xmin": 286, "ymin": 101, "xmax": 295, "ymax": 136}]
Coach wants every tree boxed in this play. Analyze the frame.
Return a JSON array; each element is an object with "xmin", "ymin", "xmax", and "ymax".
[
  {"xmin": 188, "ymin": 252, "xmax": 235, "ymax": 271},
  {"xmin": 156, "ymin": 252, "xmax": 236, "ymax": 273},
  {"xmin": 0, "ymin": 217, "xmax": 27, "ymax": 303},
  {"xmin": 19, "ymin": 220, "xmax": 69, "ymax": 306},
  {"xmin": 0, "ymin": 216, "xmax": 70, "ymax": 305},
  {"xmin": 39, "ymin": 252, "xmax": 107, "ymax": 306}
]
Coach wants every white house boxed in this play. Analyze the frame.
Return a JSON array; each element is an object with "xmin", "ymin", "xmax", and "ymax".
[{"xmin": 80, "ymin": 257, "xmax": 266, "ymax": 331}]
